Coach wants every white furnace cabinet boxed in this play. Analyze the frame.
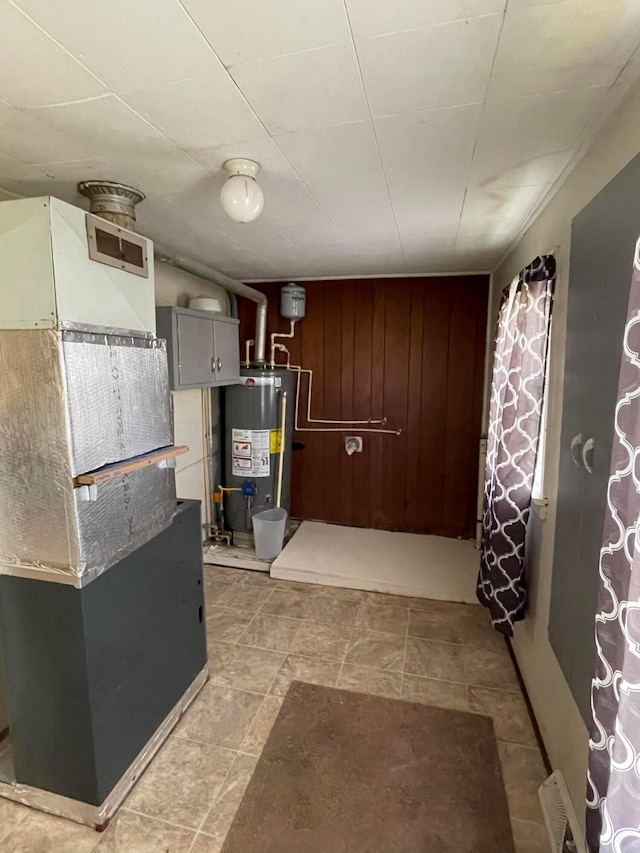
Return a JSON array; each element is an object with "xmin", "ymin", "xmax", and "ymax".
[
  {"xmin": 0, "ymin": 196, "xmax": 155, "ymax": 333},
  {"xmin": 0, "ymin": 195, "xmax": 177, "ymax": 587}
]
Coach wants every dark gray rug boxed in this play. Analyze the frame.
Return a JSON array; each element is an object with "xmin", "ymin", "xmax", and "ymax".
[{"xmin": 221, "ymin": 681, "xmax": 515, "ymax": 853}]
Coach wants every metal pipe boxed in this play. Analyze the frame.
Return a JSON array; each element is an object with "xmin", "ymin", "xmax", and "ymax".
[
  {"xmin": 272, "ymin": 329, "xmax": 385, "ymax": 425},
  {"xmin": 276, "ymin": 391, "xmax": 287, "ymax": 507},
  {"xmin": 270, "ymin": 320, "xmax": 296, "ymax": 367},
  {"xmin": 153, "ymin": 243, "xmax": 268, "ymax": 364}
]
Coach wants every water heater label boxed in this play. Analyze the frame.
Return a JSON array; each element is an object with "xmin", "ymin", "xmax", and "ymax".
[
  {"xmin": 232, "ymin": 428, "xmax": 271, "ymax": 477},
  {"xmin": 243, "ymin": 376, "xmax": 282, "ymax": 388}
]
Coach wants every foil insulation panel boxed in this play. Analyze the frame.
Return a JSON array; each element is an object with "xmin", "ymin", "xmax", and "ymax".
[
  {"xmin": 62, "ymin": 330, "xmax": 172, "ymax": 476},
  {"xmin": 74, "ymin": 464, "xmax": 176, "ymax": 584},
  {"xmin": 0, "ymin": 329, "xmax": 176, "ymax": 585}
]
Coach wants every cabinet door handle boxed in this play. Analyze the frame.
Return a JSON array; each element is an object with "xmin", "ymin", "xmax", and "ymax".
[
  {"xmin": 217, "ymin": 357, "xmax": 222, "ymax": 371},
  {"xmin": 210, "ymin": 356, "xmax": 216, "ymax": 373},
  {"xmin": 571, "ymin": 433, "xmax": 583, "ymax": 467},
  {"xmin": 582, "ymin": 437, "xmax": 595, "ymax": 474}
]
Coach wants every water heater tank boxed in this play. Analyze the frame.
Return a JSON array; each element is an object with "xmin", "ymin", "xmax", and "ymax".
[{"xmin": 280, "ymin": 283, "xmax": 306, "ymax": 321}]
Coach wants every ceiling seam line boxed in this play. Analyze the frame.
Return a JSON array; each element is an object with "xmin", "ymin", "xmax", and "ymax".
[
  {"xmin": 175, "ymin": 0, "xmax": 345, "ymax": 243},
  {"xmin": 340, "ymin": 0, "xmax": 407, "ymax": 268},
  {"xmin": 453, "ymin": 0, "xmax": 509, "ymax": 252},
  {"xmin": 492, "ymin": 37, "xmax": 640, "ymax": 272},
  {"xmin": 6, "ymin": 0, "xmax": 110, "ymax": 92},
  {"xmin": 154, "ymin": 191, "xmax": 298, "ymax": 266},
  {"xmin": 363, "ymin": 10, "xmax": 509, "ymax": 43},
  {"xmin": 173, "ymin": 1, "xmax": 280, "ymax": 141},
  {"xmin": 269, "ymin": 136, "xmax": 346, "ymax": 242}
]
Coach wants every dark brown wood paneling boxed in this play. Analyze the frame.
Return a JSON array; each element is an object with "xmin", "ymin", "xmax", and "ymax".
[{"xmin": 237, "ymin": 275, "xmax": 488, "ymax": 538}]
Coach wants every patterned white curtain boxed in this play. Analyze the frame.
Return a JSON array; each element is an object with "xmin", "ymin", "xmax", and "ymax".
[
  {"xmin": 476, "ymin": 256, "xmax": 555, "ymax": 636},
  {"xmin": 587, "ymin": 239, "xmax": 640, "ymax": 852}
]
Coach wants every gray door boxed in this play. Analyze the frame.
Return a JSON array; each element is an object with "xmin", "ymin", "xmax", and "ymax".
[
  {"xmin": 213, "ymin": 319, "xmax": 240, "ymax": 385},
  {"xmin": 549, "ymin": 152, "xmax": 640, "ymax": 724},
  {"xmin": 177, "ymin": 313, "xmax": 215, "ymax": 387}
]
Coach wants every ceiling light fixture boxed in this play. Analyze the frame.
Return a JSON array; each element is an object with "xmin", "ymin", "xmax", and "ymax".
[{"xmin": 220, "ymin": 158, "xmax": 264, "ymax": 223}]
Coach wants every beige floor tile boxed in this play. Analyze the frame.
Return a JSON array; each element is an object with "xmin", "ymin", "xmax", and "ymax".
[
  {"xmin": 498, "ymin": 743, "xmax": 548, "ymax": 823},
  {"xmin": 202, "ymin": 575, "xmax": 234, "ymax": 615},
  {"xmin": 206, "ymin": 640, "xmax": 233, "ymax": 666},
  {"xmin": 125, "ymin": 736, "xmax": 234, "ymax": 829},
  {"xmin": 202, "ymin": 565, "xmax": 244, "ymax": 584},
  {"xmin": 239, "ymin": 695, "xmax": 284, "ymax": 756},
  {"xmin": 324, "ymin": 587, "xmax": 365, "ymax": 603},
  {"xmin": 461, "ymin": 608, "xmax": 509, "ymax": 651},
  {"xmin": 206, "ymin": 607, "xmax": 253, "ymax": 644},
  {"xmin": 408, "ymin": 608, "xmax": 469, "ymax": 644},
  {"xmin": 238, "ymin": 613, "xmax": 300, "ymax": 652},
  {"xmin": 511, "ymin": 818, "xmax": 550, "ymax": 853},
  {"xmin": 408, "ymin": 598, "xmax": 475, "ymax": 616},
  {"xmin": 401, "ymin": 674, "xmax": 469, "ymax": 711},
  {"xmin": 189, "ymin": 833, "xmax": 224, "ymax": 853},
  {"xmin": 95, "ymin": 810, "xmax": 194, "ymax": 852},
  {"xmin": 0, "ymin": 799, "xmax": 30, "ymax": 843},
  {"xmin": 0, "ymin": 810, "xmax": 99, "ymax": 853},
  {"xmin": 275, "ymin": 579, "xmax": 323, "ymax": 593},
  {"xmin": 270, "ymin": 655, "xmax": 341, "ymax": 697},
  {"xmin": 215, "ymin": 584, "xmax": 273, "ymax": 613},
  {"xmin": 210, "ymin": 645, "xmax": 285, "ymax": 694},
  {"xmin": 176, "ymin": 683, "xmax": 263, "ymax": 748},
  {"xmin": 305, "ymin": 592, "xmax": 362, "ymax": 627},
  {"xmin": 344, "ymin": 630, "xmax": 405, "ymax": 671},
  {"xmin": 404, "ymin": 637, "xmax": 465, "ymax": 681},
  {"xmin": 337, "ymin": 665, "xmax": 402, "ymax": 699},
  {"xmin": 468, "ymin": 686, "xmax": 537, "ymax": 747},
  {"xmin": 200, "ymin": 753, "xmax": 258, "ymax": 841},
  {"xmin": 238, "ymin": 571, "xmax": 280, "ymax": 587},
  {"xmin": 464, "ymin": 646, "xmax": 520, "ymax": 692},
  {"xmin": 355, "ymin": 601, "xmax": 409, "ymax": 635},
  {"xmin": 261, "ymin": 589, "xmax": 313, "ymax": 619},
  {"xmin": 364, "ymin": 591, "xmax": 424, "ymax": 609},
  {"xmin": 289, "ymin": 622, "xmax": 353, "ymax": 661}
]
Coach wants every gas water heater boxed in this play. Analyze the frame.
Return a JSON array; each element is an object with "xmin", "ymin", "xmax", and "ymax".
[
  {"xmin": 223, "ymin": 369, "xmax": 296, "ymax": 532},
  {"xmin": 223, "ymin": 283, "xmax": 305, "ymax": 533}
]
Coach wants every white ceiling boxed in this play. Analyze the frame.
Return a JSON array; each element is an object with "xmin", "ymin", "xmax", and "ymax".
[{"xmin": 0, "ymin": 0, "xmax": 639, "ymax": 280}]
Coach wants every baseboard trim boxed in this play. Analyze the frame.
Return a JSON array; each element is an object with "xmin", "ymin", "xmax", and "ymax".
[{"xmin": 505, "ymin": 638, "xmax": 552, "ymax": 775}]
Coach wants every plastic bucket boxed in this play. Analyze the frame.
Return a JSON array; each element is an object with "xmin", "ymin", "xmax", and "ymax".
[{"xmin": 252, "ymin": 508, "xmax": 288, "ymax": 559}]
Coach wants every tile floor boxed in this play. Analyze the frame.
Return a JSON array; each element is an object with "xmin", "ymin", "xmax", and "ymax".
[{"xmin": 0, "ymin": 567, "xmax": 550, "ymax": 853}]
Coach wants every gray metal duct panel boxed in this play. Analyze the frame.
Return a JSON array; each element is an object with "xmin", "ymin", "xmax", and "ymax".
[
  {"xmin": 0, "ymin": 329, "xmax": 80, "ymax": 572},
  {"xmin": 0, "ymin": 329, "xmax": 176, "ymax": 585},
  {"xmin": 74, "ymin": 465, "xmax": 177, "ymax": 584},
  {"xmin": 62, "ymin": 330, "xmax": 173, "ymax": 477}
]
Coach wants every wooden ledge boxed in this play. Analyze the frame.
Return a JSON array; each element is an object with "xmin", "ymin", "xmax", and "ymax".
[{"xmin": 74, "ymin": 445, "xmax": 188, "ymax": 486}]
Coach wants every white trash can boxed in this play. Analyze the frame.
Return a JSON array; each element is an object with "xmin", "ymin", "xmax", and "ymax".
[{"xmin": 252, "ymin": 508, "xmax": 288, "ymax": 559}]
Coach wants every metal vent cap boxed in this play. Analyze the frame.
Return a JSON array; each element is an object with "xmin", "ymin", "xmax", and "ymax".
[{"xmin": 77, "ymin": 181, "xmax": 145, "ymax": 231}]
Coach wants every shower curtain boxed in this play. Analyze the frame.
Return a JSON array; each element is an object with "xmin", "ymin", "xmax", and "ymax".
[
  {"xmin": 587, "ymin": 239, "xmax": 640, "ymax": 852},
  {"xmin": 476, "ymin": 255, "xmax": 555, "ymax": 636}
]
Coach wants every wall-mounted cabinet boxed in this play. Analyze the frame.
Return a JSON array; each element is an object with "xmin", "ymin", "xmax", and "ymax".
[
  {"xmin": 156, "ymin": 306, "xmax": 240, "ymax": 390},
  {"xmin": 549, "ymin": 152, "xmax": 640, "ymax": 724}
]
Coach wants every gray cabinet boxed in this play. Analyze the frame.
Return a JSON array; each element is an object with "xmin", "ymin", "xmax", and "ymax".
[
  {"xmin": 549, "ymin": 152, "xmax": 640, "ymax": 724},
  {"xmin": 156, "ymin": 306, "xmax": 240, "ymax": 390}
]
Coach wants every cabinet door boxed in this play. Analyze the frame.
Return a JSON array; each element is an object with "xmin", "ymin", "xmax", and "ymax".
[
  {"xmin": 176, "ymin": 313, "xmax": 215, "ymax": 387},
  {"xmin": 213, "ymin": 319, "xmax": 240, "ymax": 385},
  {"xmin": 549, "ymin": 151, "xmax": 640, "ymax": 724}
]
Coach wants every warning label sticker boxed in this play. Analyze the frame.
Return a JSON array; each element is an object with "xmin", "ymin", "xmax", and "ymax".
[
  {"xmin": 232, "ymin": 428, "xmax": 271, "ymax": 478},
  {"xmin": 270, "ymin": 429, "xmax": 283, "ymax": 454}
]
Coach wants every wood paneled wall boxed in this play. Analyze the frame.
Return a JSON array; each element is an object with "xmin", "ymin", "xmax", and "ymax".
[{"xmin": 238, "ymin": 276, "xmax": 489, "ymax": 538}]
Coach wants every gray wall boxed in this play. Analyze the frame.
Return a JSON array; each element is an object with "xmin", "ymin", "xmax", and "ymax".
[
  {"xmin": 154, "ymin": 262, "xmax": 229, "ymax": 531},
  {"xmin": 488, "ymin": 77, "xmax": 640, "ymax": 815}
]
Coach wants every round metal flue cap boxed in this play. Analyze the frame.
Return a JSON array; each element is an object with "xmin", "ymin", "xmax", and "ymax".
[{"xmin": 77, "ymin": 180, "xmax": 145, "ymax": 231}]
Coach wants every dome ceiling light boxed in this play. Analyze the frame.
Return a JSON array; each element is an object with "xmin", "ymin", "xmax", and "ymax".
[{"xmin": 220, "ymin": 158, "xmax": 264, "ymax": 224}]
